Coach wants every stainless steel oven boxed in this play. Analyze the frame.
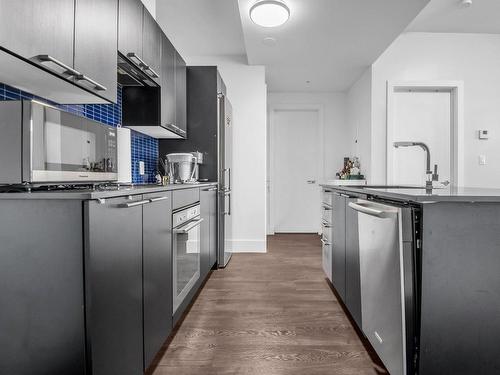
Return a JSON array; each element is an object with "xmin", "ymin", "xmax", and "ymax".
[
  {"xmin": 0, "ymin": 100, "xmax": 117, "ymax": 185},
  {"xmin": 172, "ymin": 204, "xmax": 203, "ymax": 314}
]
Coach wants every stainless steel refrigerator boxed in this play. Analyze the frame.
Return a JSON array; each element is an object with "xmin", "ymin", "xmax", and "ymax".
[{"xmin": 217, "ymin": 93, "xmax": 232, "ymax": 267}]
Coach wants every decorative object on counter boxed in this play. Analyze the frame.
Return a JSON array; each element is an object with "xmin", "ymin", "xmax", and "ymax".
[{"xmin": 336, "ymin": 156, "xmax": 364, "ymax": 180}]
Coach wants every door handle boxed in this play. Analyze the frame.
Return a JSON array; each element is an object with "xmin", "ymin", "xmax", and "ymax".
[
  {"xmin": 307, "ymin": 180, "xmax": 316, "ymax": 184},
  {"xmin": 75, "ymin": 74, "xmax": 107, "ymax": 91},
  {"xmin": 121, "ymin": 199, "xmax": 150, "ymax": 208},
  {"xmin": 224, "ymin": 191, "xmax": 231, "ymax": 216},
  {"xmin": 174, "ymin": 218, "xmax": 204, "ymax": 233},
  {"xmin": 149, "ymin": 196, "xmax": 168, "ymax": 203},
  {"xmin": 143, "ymin": 65, "xmax": 159, "ymax": 79},
  {"xmin": 348, "ymin": 202, "xmax": 395, "ymax": 218},
  {"xmin": 127, "ymin": 52, "xmax": 159, "ymax": 78},
  {"xmin": 33, "ymin": 54, "xmax": 81, "ymax": 77}
]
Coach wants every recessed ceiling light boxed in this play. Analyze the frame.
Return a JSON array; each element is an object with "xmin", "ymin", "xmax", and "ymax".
[{"xmin": 250, "ymin": 0, "xmax": 290, "ymax": 28}]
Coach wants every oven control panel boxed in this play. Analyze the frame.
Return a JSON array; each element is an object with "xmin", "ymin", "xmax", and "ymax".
[{"xmin": 173, "ymin": 204, "xmax": 200, "ymax": 228}]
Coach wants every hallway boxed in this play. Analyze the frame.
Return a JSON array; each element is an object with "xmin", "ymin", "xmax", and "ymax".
[{"xmin": 152, "ymin": 234, "xmax": 387, "ymax": 375}]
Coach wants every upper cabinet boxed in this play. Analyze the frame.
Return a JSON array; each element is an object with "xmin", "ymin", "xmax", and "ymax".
[
  {"xmin": 118, "ymin": 0, "xmax": 161, "ymax": 84},
  {"xmin": 74, "ymin": 0, "xmax": 118, "ymax": 103},
  {"xmin": 142, "ymin": 10, "xmax": 161, "ymax": 84},
  {"xmin": 0, "ymin": 0, "xmax": 117, "ymax": 104},
  {"xmin": 174, "ymin": 51, "xmax": 187, "ymax": 137},
  {"xmin": 160, "ymin": 34, "xmax": 176, "ymax": 128},
  {"xmin": 0, "ymin": 0, "xmax": 74, "ymax": 73},
  {"xmin": 118, "ymin": 0, "xmax": 143, "ymax": 62}
]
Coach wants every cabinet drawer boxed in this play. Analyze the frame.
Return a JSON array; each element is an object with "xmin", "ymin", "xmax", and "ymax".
[
  {"xmin": 322, "ymin": 189, "xmax": 333, "ymax": 206},
  {"xmin": 322, "ymin": 241, "xmax": 332, "ymax": 282},
  {"xmin": 172, "ymin": 188, "xmax": 200, "ymax": 210},
  {"xmin": 321, "ymin": 221, "xmax": 333, "ymax": 243},
  {"xmin": 322, "ymin": 203, "xmax": 333, "ymax": 224}
]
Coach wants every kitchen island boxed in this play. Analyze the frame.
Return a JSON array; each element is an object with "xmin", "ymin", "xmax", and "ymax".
[
  {"xmin": 0, "ymin": 183, "xmax": 218, "ymax": 375},
  {"xmin": 321, "ymin": 184, "xmax": 500, "ymax": 375}
]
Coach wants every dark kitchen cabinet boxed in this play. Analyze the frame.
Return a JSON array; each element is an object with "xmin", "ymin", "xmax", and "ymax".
[
  {"xmin": 118, "ymin": 0, "xmax": 143, "ymax": 60},
  {"xmin": 85, "ymin": 196, "xmax": 144, "ymax": 375},
  {"xmin": 0, "ymin": 200, "xmax": 86, "ymax": 375},
  {"xmin": 160, "ymin": 34, "xmax": 176, "ymax": 127},
  {"xmin": 142, "ymin": 192, "xmax": 173, "ymax": 370},
  {"xmin": 74, "ymin": 0, "xmax": 118, "ymax": 102},
  {"xmin": 345, "ymin": 197, "xmax": 362, "ymax": 327},
  {"xmin": 175, "ymin": 51, "xmax": 187, "ymax": 136},
  {"xmin": 0, "ymin": 0, "xmax": 74, "ymax": 75},
  {"xmin": 201, "ymin": 187, "xmax": 218, "ymax": 280},
  {"xmin": 332, "ymin": 193, "xmax": 346, "ymax": 301},
  {"xmin": 142, "ymin": 8, "xmax": 161, "ymax": 84}
]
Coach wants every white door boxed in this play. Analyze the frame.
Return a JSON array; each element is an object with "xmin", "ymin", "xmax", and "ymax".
[
  {"xmin": 390, "ymin": 89, "xmax": 452, "ymax": 185},
  {"xmin": 272, "ymin": 109, "xmax": 320, "ymax": 233}
]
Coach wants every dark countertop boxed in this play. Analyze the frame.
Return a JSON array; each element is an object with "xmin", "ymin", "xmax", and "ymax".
[
  {"xmin": 0, "ymin": 182, "xmax": 218, "ymax": 200},
  {"xmin": 320, "ymin": 183, "xmax": 500, "ymax": 203}
]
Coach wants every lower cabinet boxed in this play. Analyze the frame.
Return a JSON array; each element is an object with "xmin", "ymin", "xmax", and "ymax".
[
  {"xmin": 332, "ymin": 193, "xmax": 347, "ymax": 300},
  {"xmin": 200, "ymin": 186, "xmax": 218, "ymax": 280},
  {"xmin": 327, "ymin": 190, "xmax": 363, "ymax": 328},
  {"xmin": 85, "ymin": 196, "xmax": 144, "ymax": 375},
  {"xmin": 143, "ymin": 192, "xmax": 173, "ymax": 370}
]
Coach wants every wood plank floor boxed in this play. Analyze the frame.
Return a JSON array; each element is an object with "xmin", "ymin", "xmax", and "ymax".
[{"xmin": 151, "ymin": 233, "xmax": 388, "ymax": 375}]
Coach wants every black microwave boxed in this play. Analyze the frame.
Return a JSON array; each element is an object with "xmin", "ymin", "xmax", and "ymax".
[{"xmin": 0, "ymin": 100, "xmax": 117, "ymax": 185}]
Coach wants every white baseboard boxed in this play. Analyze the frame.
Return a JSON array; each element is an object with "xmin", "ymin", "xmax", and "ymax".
[{"xmin": 231, "ymin": 239, "xmax": 267, "ymax": 253}]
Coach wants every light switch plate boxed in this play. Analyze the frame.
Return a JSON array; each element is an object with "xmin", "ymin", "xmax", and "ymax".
[
  {"xmin": 478, "ymin": 130, "xmax": 489, "ymax": 139},
  {"xmin": 139, "ymin": 161, "xmax": 145, "ymax": 175},
  {"xmin": 479, "ymin": 155, "xmax": 487, "ymax": 165}
]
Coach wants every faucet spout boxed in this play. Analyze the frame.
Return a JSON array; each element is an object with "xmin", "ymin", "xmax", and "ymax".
[{"xmin": 393, "ymin": 141, "xmax": 433, "ymax": 187}]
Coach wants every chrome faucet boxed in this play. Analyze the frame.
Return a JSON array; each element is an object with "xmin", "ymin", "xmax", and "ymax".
[{"xmin": 393, "ymin": 141, "xmax": 438, "ymax": 190}]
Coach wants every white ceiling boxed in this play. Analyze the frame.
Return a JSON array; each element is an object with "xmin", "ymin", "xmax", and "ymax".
[
  {"xmin": 407, "ymin": 0, "xmax": 500, "ymax": 33},
  {"xmin": 155, "ymin": 0, "xmax": 246, "ymax": 59},
  {"xmin": 238, "ymin": 0, "xmax": 430, "ymax": 92},
  {"xmin": 155, "ymin": 0, "xmax": 430, "ymax": 92}
]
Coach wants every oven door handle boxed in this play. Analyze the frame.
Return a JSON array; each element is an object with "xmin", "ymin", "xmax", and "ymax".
[{"xmin": 174, "ymin": 218, "xmax": 204, "ymax": 233}]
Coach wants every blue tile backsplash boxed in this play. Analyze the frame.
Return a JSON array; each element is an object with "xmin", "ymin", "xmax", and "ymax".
[{"xmin": 0, "ymin": 83, "xmax": 158, "ymax": 183}]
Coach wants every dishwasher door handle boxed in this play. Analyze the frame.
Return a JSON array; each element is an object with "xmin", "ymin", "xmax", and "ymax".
[{"xmin": 348, "ymin": 202, "xmax": 396, "ymax": 218}]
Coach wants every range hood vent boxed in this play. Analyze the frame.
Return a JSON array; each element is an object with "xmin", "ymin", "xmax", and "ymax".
[{"xmin": 117, "ymin": 53, "xmax": 158, "ymax": 87}]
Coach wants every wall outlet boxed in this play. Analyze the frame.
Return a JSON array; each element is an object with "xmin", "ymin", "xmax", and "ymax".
[
  {"xmin": 479, "ymin": 155, "xmax": 487, "ymax": 165},
  {"xmin": 139, "ymin": 161, "xmax": 145, "ymax": 175}
]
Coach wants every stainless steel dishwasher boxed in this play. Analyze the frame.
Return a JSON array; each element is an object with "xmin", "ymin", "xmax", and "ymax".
[{"xmin": 348, "ymin": 199, "xmax": 418, "ymax": 375}]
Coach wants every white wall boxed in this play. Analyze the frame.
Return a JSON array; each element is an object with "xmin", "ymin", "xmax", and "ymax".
[
  {"xmin": 267, "ymin": 92, "xmax": 349, "ymax": 180},
  {"xmin": 346, "ymin": 68, "xmax": 372, "ymax": 181},
  {"xmin": 188, "ymin": 55, "xmax": 268, "ymax": 252},
  {"xmin": 371, "ymin": 32, "xmax": 500, "ymax": 187}
]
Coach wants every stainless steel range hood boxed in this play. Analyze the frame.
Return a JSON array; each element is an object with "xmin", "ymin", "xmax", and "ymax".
[{"xmin": 117, "ymin": 53, "xmax": 158, "ymax": 88}]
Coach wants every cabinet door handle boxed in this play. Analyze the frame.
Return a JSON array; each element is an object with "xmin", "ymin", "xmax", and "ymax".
[
  {"xmin": 143, "ymin": 65, "xmax": 159, "ymax": 79},
  {"xmin": 126, "ymin": 52, "xmax": 159, "ymax": 78},
  {"xmin": 322, "ymin": 204, "xmax": 332, "ymax": 210},
  {"xmin": 320, "ymin": 238, "xmax": 331, "ymax": 246},
  {"xmin": 203, "ymin": 187, "xmax": 218, "ymax": 192},
  {"xmin": 121, "ymin": 199, "xmax": 150, "ymax": 208},
  {"xmin": 75, "ymin": 74, "xmax": 107, "ymax": 91},
  {"xmin": 33, "ymin": 54, "xmax": 81, "ymax": 77},
  {"xmin": 127, "ymin": 52, "xmax": 148, "ymax": 68},
  {"xmin": 149, "ymin": 196, "xmax": 168, "ymax": 203},
  {"xmin": 321, "ymin": 220, "xmax": 332, "ymax": 228}
]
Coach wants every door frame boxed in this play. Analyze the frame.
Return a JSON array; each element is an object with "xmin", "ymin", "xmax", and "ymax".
[
  {"xmin": 386, "ymin": 81, "xmax": 464, "ymax": 187},
  {"xmin": 268, "ymin": 104, "xmax": 325, "ymax": 235}
]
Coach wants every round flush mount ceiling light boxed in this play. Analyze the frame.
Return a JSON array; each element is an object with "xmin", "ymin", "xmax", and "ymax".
[{"xmin": 250, "ymin": 0, "xmax": 290, "ymax": 28}]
